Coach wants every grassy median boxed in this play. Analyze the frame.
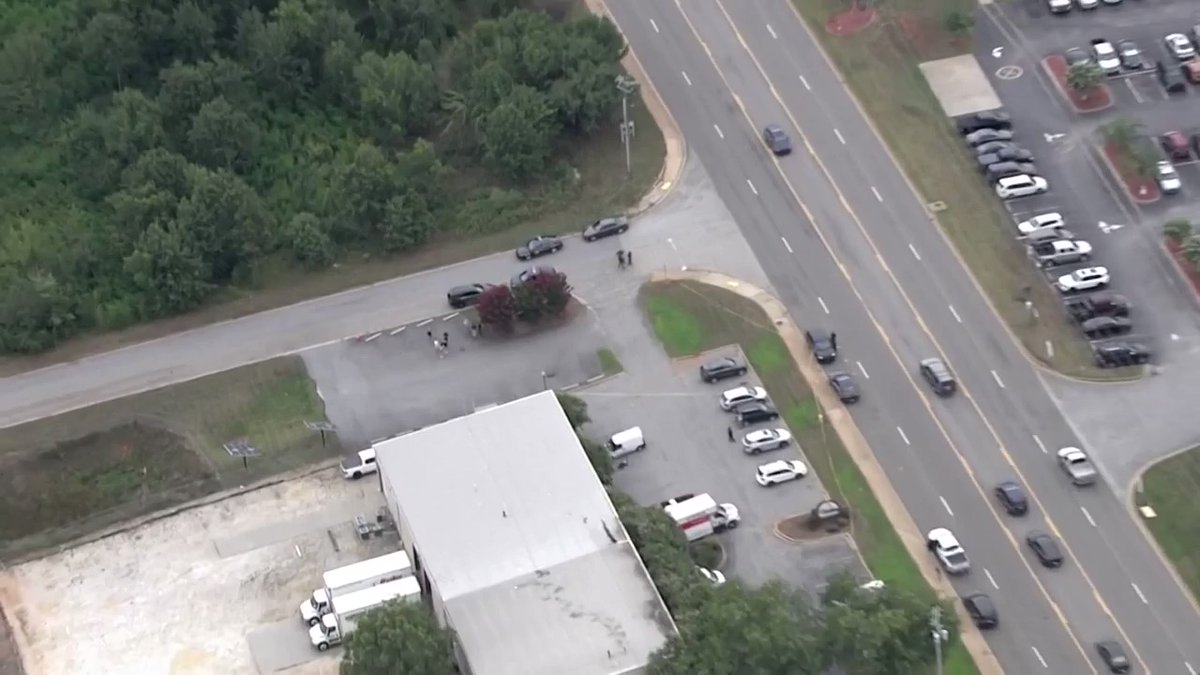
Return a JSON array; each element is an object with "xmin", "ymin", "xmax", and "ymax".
[
  {"xmin": 787, "ymin": 0, "xmax": 1131, "ymax": 380},
  {"xmin": 640, "ymin": 280, "xmax": 977, "ymax": 675},
  {"xmin": 1139, "ymin": 446, "xmax": 1200, "ymax": 603}
]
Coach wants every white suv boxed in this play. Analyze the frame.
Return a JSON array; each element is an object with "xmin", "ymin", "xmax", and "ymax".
[
  {"xmin": 1017, "ymin": 212, "xmax": 1065, "ymax": 236},
  {"xmin": 720, "ymin": 385, "xmax": 768, "ymax": 410},
  {"xmin": 755, "ymin": 460, "xmax": 808, "ymax": 486},
  {"xmin": 1055, "ymin": 266, "xmax": 1110, "ymax": 293},
  {"xmin": 995, "ymin": 174, "xmax": 1048, "ymax": 199},
  {"xmin": 741, "ymin": 428, "xmax": 793, "ymax": 454},
  {"xmin": 927, "ymin": 528, "xmax": 971, "ymax": 574}
]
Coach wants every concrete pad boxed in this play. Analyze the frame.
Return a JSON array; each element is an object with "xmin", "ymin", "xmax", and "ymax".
[
  {"xmin": 919, "ymin": 55, "xmax": 1003, "ymax": 118},
  {"xmin": 248, "ymin": 619, "xmax": 314, "ymax": 673}
]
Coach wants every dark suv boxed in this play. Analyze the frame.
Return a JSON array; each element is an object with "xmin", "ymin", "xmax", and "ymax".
[
  {"xmin": 919, "ymin": 358, "xmax": 956, "ymax": 396},
  {"xmin": 699, "ymin": 356, "xmax": 748, "ymax": 383},
  {"xmin": 1066, "ymin": 292, "xmax": 1130, "ymax": 322},
  {"xmin": 735, "ymin": 401, "xmax": 779, "ymax": 426},
  {"xmin": 962, "ymin": 593, "xmax": 998, "ymax": 629},
  {"xmin": 994, "ymin": 480, "xmax": 1029, "ymax": 516},
  {"xmin": 447, "ymin": 283, "xmax": 487, "ymax": 308},
  {"xmin": 806, "ymin": 329, "xmax": 838, "ymax": 364},
  {"xmin": 1094, "ymin": 342, "xmax": 1150, "ymax": 368},
  {"xmin": 1080, "ymin": 316, "xmax": 1133, "ymax": 339}
]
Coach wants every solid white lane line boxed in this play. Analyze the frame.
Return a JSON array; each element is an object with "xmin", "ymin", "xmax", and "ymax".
[
  {"xmin": 799, "ymin": 74, "xmax": 811, "ymax": 90},
  {"xmin": 856, "ymin": 361, "xmax": 869, "ymax": 379},
  {"xmin": 682, "ymin": 71, "xmax": 692, "ymax": 86},
  {"xmin": 990, "ymin": 370, "xmax": 1005, "ymax": 388},
  {"xmin": 818, "ymin": 297, "xmax": 830, "ymax": 314},
  {"xmin": 650, "ymin": 18, "xmax": 660, "ymax": 33},
  {"xmin": 766, "ymin": 23, "xmax": 777, "ymax": 39},
  {"xmin": 1032, "ymin": 647, "xmax": 1048, "ymax": 668},
  {"xmin": 897, "ymin": 426, "xmax": 910, "ymax": 445},
  {"xmin": 940, "ymin": 496, "xmax": 954, "ymax": 517},
  {"xmin": 1081, "ymin": 506, "xmax": 1096, "ymax": 527},
  {"xmin": 985, "ymin": 568, "xmax": 999, "ymax": 589},
  {"xmin": 1033, "ymin": 434, "xmax": 1047, "ymax": 454},
  {"xmin": 908, "ymin": 243, "xmax": 921, "ymax": 261},
  {"xmin": 714, "ymin": 124, "xmax": 724, "ymax": 139},
  {"xmin": 1132, "ymin": 583, "xmax": 1148, "ymax": 604},
  {"xmin": 746, "ymin": 179, "xmax": 758, "ymax": 195},
  {"xmin": 781, "ymin": 237, "xmax": 793, "ymax": 253},
  {"xmin": 871, "ymin": 185, "xmax": 882, "ymax": 201},
  {"xmin": 948, "ymin": 305, "xmax": 962, "ymax": 323},
  {"xmin": 834, "ymin": 128, "xmax": 846, "ymax": 144}
]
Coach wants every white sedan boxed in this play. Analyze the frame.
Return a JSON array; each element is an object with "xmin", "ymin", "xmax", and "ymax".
[
  {"xmin": 719, "ymin": 385, "xmax": 767, "ymax": 410},
  {"xmin": 1091, "ymin": 39, "xmax": 1120, "ymax": 73},
  {"xmin": 1056, "ymin": 266, "xmax": 1110, "ymax": 293},
  {"xmin": 1157, "ymin": 161, "xmax": 1182, "ymax": 194},
  {"xmin": 741, "ymin": 428, "xmax": 793, "ymax": 454},
  {"xmin": 1017, "ymin": 212, "xmax": 1065, "ymax": 236},
  {"xmin": 1165, "ymin": 34, "xmax": 1196, "ymax": 61},
  {"xmin": 698, "ymin": 567, "xmax": 726, "ymax": 586},
  {"xmin": 756, "ymin": 459, "xmax": 808, "ymax": 486}
]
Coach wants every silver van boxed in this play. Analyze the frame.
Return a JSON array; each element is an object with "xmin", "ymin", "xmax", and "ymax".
[{"xmin": 607, "ymin": 427, "xmax": 646, "ymax": 459}]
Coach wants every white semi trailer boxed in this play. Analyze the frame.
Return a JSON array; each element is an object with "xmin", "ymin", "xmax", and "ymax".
[
  {"xmin": 309, "ymin": 576, "xmax": 422, "ymax": 651},
  {"xmin": 299, "ymin": 550, "xmax": 412, "ymax": 626}
]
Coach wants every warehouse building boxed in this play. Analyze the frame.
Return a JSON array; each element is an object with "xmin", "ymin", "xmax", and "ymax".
[{"xmin": 373, "ymin": 390, "xmax": 675, "ymax": 675}]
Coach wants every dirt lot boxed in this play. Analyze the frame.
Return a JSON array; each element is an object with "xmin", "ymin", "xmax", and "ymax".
[
  {"xmin": 0, "ymin": 357, "xmax": 336, "ymax": 560},
  {"xmin": 0, "ymin": 470, "xmax": 393, "ymax": 675}
]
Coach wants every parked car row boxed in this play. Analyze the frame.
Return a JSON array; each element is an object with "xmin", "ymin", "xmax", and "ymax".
[
  {"xmin": 957, "ymin": 111, "xmax": 1050, "ymax": 199},
  {"xmin": 1047, "ymin": 0, "xmax": 1127, "ymax": 14}
]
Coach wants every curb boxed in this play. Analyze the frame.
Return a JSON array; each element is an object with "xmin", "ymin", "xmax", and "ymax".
[
  {"xmin": 648, "ymin": 271, "xmax": 1004, "ymax": 675},
  {"xmin": 1039, "ymin": 56, "xmax": 1115, "ymax": 115},
  {"xmin": 582, "ymin": 0, "xmax": 687, "ymax": 219},
  {"xmin": 1093, "ymin": 141, "xmax": 1161, "ymax": 205}
]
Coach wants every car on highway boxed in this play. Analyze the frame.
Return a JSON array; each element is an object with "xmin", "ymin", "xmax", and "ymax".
[
  {"xmin": 1156, "ymin": 161, "xmax": 1182, "ymax": 195},
  {"xmin": 1091, "ymin": 39, "xmax": 1121, "ymax": 73},
  {"xmin": 919, "ymin": 357, "xmax": 956, "ymax": 396},
  {"xmin": 741, "ymin": 428, "xmax": 793, "ymax": 454},
  {"xmin": 1065, "ymin": 47, "xmax": 1092, "ymax": 68},
  {"xmin": 1055, "ymin": 266, "xmax": 1109, "ymax": 293},
  {"xmin": 806, "ymin": 329, "xmax": 838, "ymax": 363},
  {"xmin": 995, "ymin": 174, "xmax": 1048, "ymax": 199},
  {"xmin": 447, "ymin": 283, "xmax": 488, "ymax": 308},
  {"xmin": 965, "ymin": 128, "xmax": 1015, "ymax": 146},
  {"xmin": 1094, "ymin": 342, "xmax": 1151, "ymax": 368},
  {"xmin": 1118, "ymin": 40, "xmax": 1145, "ymax": 69},
  {"xmin": 735, "ymin": 401, "xmax": 779, "ymax": 426},
  {"xmin": 698, "ymin": 566, "xmax": 726, "ymax": 586},
  {"xmin": 957, "ymin": 111, "xmax": 1012, "ymax": 134},
  {"xmin": 962, "ymin": 593, "xmax": 999, "ymax": 629},
  {"xmin": 720, "ymin": 385, "xmax": 768, "ymax": 410},
  {"xmin": 762, "ymin": 124, "xmax": 792, "ymax": 156},
  {"xmin": 1066, "ymin": 292, "xmax": 1130, "ymax": 321},
  {"xmin": 1057, "ymin": 446, "xmax": 1098, "ymax": 486},
  {"xmin": 755, "ymin": 459, "xmax": 808, "ymax": 487},
  {"xmin": 1165, "ymin": 33, "xmax": 1196, "ymax": 61},
  {"xmin": 926, "ymin": 527, "xmax": 971, "ymax": 574},
  {"xmin": 994, "ymin": 480, "xmax": 1029, "ymax": 515},
  {"xmin": 1031, "ymin": 239, "xmax": 1092, "ymax": 267},
  {"xmin": 1096, "ymin": 640, "xmax": 1131, "ymax": 673},
  {"xmin": 582, "ymin": 216, "xmax": 629, "ymax": 241},
  {"xmin": 515, "ymin": 235, "xmax": 563, "ymax": 260},
  {"xmin": 1080, "ymin": 315, "xmax": 1133, "ymax": 339},
  {"xmin": 828, "ymin": 371, "xmax": 860, "ymax": 404},
  {"xmin": 699, "ymin": 356, "xmax": 748, "ymax": 383},
  {"xmin": 510, "ymin": 265, "xmax": 557, "ymax": 287},
  {"xmin": 1016, "ymin": 211, "xmax": 1065, "ymax": 236},
  {"xmin": 1026, "ymin": 530, "xmax": 1065, "ymax": 568}
]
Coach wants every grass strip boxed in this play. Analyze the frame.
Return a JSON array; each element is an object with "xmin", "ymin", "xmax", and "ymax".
[{"xmin": 1139, "ymin": 447, "xmax": 1200, "ymax": 604}]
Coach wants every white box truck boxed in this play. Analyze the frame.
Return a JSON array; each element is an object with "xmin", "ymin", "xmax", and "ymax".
[
  {"xmin": 309, "ymin": 576, "xmax": 422, "ymax": 651},
  {"xmin": 299, "ymin": 550, "xmax": 412, "ymax": 625},
  {"xmin": 664, "ymin": 493, "xmax": 740, "ymax": 542}
]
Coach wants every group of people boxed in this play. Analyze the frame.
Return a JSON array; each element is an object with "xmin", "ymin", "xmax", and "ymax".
[{"xmin": 617, "ymin": 249, "xmax": 634, "ymax": 269}]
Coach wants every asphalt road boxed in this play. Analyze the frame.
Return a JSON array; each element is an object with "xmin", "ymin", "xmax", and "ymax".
[{"xmin": 604, "ymin": 0, "xmax": 1200, "ymax": 672}]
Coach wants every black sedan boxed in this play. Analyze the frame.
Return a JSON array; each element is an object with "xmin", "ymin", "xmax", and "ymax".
[
  {"xmin": 762, "ymin": 124, "xmax": 792, "ymax": 155},
  {"xmin": 828, "ymin": 372, "xmax": 860, "ymax": 403},
  {"xmin": 511, "ymin": 265, "xmax": 556, "ymax": 287},
  {"xmin": 699, "ymin": 356, "xmax": 748, "ymax": 383},
  {"xmin": 583, "ymin": 216, "xmax": 629, "ymax": 241},
  {"xmin": 515, "ymin": 235, "xmax": 563, "ymax": 260},
  {"xmin": 1026, "ymin": 530, "xmax": 1064, "ymax": 568},
  {"xmin": 961, "ymin": 593, "xmax": 998, "ymax": 629},
  {"xmin": 1081, "ymin": 316, "xmax": 1133, "ymax": 339},
  {"xmin": 958, "ymin": 111, "xmax": 1012, "ymax": 134},
  {"xmin": 964, "ymin": 128, "xmax": 1015, "ymax": 147},
  {"xmin": 806, "ymin": 329, "xmax": 838, "ymax": 364},
  {"xmin": 1096, "ymin": 640, "xmax": 1131, "ymax": 673},
  {"xmin": 994, "ymin": 480, "xmax": 1028, "ymax": 515}
]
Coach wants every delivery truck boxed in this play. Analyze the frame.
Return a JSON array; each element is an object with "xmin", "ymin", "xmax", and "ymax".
[
  {"xmin": 664, "ymin": 493, "xmax": 740, "ymax": 541},
  {"xmin": 299, "ymin": 550, "xmax": 412, "ymax": 626},
  {"xmin": 309, "ymin": 576, "xmax": 422, "ymax": 651}
]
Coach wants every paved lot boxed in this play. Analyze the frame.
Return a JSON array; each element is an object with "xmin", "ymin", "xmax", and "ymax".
[{"xmin": 1, "ymin": 472, "xmax": 390, "ymax": 675}]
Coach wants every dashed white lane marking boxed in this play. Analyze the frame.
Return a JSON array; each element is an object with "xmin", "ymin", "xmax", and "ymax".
[
  {"xmin": 714, "ymin": 124, "xmax": 724, "ymax": 139},
  {"xmin": 1185, "ymin": 661, "xmax": 1196, "ymax": 675},
  {"xmin": 443, "ymin": 311, "xmax": 460, "ymax": 321},
  {"xmin": 416, "ymin": 318, "xmax": 433, "ymax": 327},
  {"xmin": 363, "ymin": 332, "xmax": 382, "ymax": 343},
  {"xmin": 834, "ymin": 128, "xmax": 846, "ymax": 144},
  {"xmin": 1081, "ymin": 506, "xmax": 1096, "ymax": 527},
  {"xmin": 1032, "ymin": 646, "xmax": 1048, "ymax": 668},
  {"xmin": 1033, "ymin": 434, "xmax": 1047, "ymax": 454},
  {"xmin": 871, "ymin": 185, "xmax": 882, "ymax": 201},
  {"xmin": 682, "ymin": 71, "xmax": 692, "ymax": 86},
  {"xmin": 650, "ymin": 18, "xmax": 660, "ymax": 33},
  {"xmin": 746, "ymin": 179, "xmax": 758, "ymax": 195},
  {"xmin": 948, "ymin": 305, "xmax": 962, "ymax": 323},
  {"xmin": 389, "ymin": 326, "xmax": 406, "ymax": 336},
  {"xmin": 766, "ymin": 23, "xmax": 777, "ymax": 39},
  {"xmin": 991, "ymin": 370, "xmax": 1005, "ymax": 389},
  {"xmin": 817, "ymin": 297, "xmax": 829, "ymax": 314},
  {"xmin": 799, "ymin": 74, "xmax": 811, "ymax": 90},
  {"xmin": 908, "ymin": 243, "xmax": 921, "ymax": 260},
  {"xmin": 781, "ymin": 236, "xmax": 793, "ymax": 253},
  {"xmin": 985, "ymin": 568, "xmax": 999, "ymax": 589},
  {"xmin": 940, "ymin": 496, "xmax": 954, "ymax": 517},
  {"xmin": 1132, "ymin": 583, "xmax": 1148, "ymax": 605},
  {"xmin": 897, "ymin": 426, "xmax": 910, "ymax": 445},
  {"xmin": 856, "ymin": 361, "xmax": 870, "ymax": 379}
]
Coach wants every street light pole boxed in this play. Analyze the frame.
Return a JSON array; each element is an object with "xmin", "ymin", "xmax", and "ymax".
[
  {"xmin": 616, "ymin": 75, "xmax": 638, "ymax": 177},
  {"xmin": 930, "ymin": 606, "xmax": 948, "ymax": 675}
]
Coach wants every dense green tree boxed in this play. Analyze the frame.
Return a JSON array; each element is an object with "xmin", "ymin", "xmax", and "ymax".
[
  {"xmin": 380, "ymin": 189, "xmax": 433, "ymax": 251},
  {"xmin": 106, "ymin": 184, "xmax": 184, "ymax": 252},
  {"xmin": 169, "ymin": 1, "xmax": 217, "ymax": 64},
  {"xmin": 122, "ymin": 220, "xmax": 212, "ymax": 316},
  {"xmin": 120, "ymin": 148, "xmax": 195, "ymax": 197},
  {"xmin": 354, "ymin": 51, "xmax": 439, "ymax": 141},
  {"xmin": 188, "ymin": 96, "xmax": 260, "ymax": 171},
  {"xmin": 285, "ymin": 212, "xmax": 335, "ymax": 266},
  {"xmin": 480, "ymin": 85, "xmax": 557, "ymax": 180},
  {"xmin": 366, "ymin": 0, "xmax": 459, "ymax": 55},
  {"xmin": 0, "ymin": 32, "xmax": 60, "ymax": 132},
  {"xmin": 175, "ymin": 169, "xmax": 273, "ymax": 281},
  {"xmin": 106, "ymin": 89, "xmax": 168, "ymax": 166},
  {"xmin": 341, "ymin": 601, "xmax": 457, "ymax": 675},
  {"xmin": 609, "ymin": 493, "xmax": 708, "ymax": 614},
  {"xmin": 393, "ymin": 139, "xmax": 450, "ymax": 209},
  {"xmin": 0, "ymin": 271, "xmax": 79, "ymax": 354},
  {"xmin": 320, "ymin": 39, "xmax": 362, "ymax": 107},
  {"xmin": 557, "ymin": 393, "xmax": 591, "ymax": 429},
  {"xmin": 77, "ymin": 12, "xmax": 141, "ymax": 90},
  {"xmin": 335, "ymin": 142, "xmax": 397, "ymax": 238}
]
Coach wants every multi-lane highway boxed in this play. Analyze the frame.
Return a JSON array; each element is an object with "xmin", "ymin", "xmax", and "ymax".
[{"xmin": 603, "ymin": 0, "xmax": 1200, "ymax": 672}]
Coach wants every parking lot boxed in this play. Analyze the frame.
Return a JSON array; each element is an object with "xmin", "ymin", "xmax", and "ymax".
[{"xmin": 2, "ymin": 471, "xmax": 392, "ymax": 675}]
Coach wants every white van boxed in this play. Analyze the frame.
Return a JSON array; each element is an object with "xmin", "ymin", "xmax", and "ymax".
[{"xmin": 606, "ymin": 427, "xmax": 645, "ymax": 459}]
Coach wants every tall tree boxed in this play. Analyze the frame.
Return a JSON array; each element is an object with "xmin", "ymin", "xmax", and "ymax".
[
  {"xmin": 479, "ymin": 85, "xmax": 557, "ymax": 180},
  {"xmin": 122, "ymin": 220, "xmax": 212, "ymax": 316},
  {"xmin": 169, "ymin": 1, "xmax": 217, "ymax": 64},
  {"xmin": 335, "ymin": 142, "xmax": 397, "ymax": 239},
  {"xmin": 175, "ymin": 169, "xmax": 273, "ymax": 282},
  {"xmin": 354, "ymin": 50, "xmax": 439, "ymax": 142},
  {"xmin": 0, "ymin": 271, "xmax": 79, "ymax": 354},
  {"xmin": 285, "ymin": 212, "xmax": 335, "ymax": 267},
  {"xmin": 187, "ymin": 96, "xmax": 260, "ymax": 171},
  {"xmin": 366, "ymin": 0, "xmax": 459, "ymax": 55},
  {"xmin": 0, "ymin": 32, "xmax": 60, "ymax": 133},
  {"xmin": 76, "ymin": 13, "xmax": 141, "ymax": 91},
  {"xmin": 341, "ymin": 602, "xmax": 458, "ymax": 675},
  {"xmin": 380, "ymin": 189, "xmax": 433, "ymax": 251}
]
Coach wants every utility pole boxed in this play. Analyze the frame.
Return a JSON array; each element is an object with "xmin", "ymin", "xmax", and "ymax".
[
  {"xmin": 616, "ymin": 75, "xmax": 639, "ymax": 176},
  {"xmin": 930, "ymin": 606, "xmax": 949, "ymax": 675}
]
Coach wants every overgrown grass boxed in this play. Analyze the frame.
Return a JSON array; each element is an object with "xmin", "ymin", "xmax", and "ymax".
[
  {"xmin": 597, "ymin": 347, "xmax": 625, "ymax": 375},
  {"xmin": 1140, "ymin": 446, "xmax": 1200, "ymax": 604},
  {"xmin": 639, "ymin": 280, "xmax": 977, "ymax": 675},
  {"xmin": 788, "ymin": 0, "xmax": 1132, "ymax": 381},
  {"xmin": 0, "ymin": 357, "xmax": 332, "ymax": 560}
]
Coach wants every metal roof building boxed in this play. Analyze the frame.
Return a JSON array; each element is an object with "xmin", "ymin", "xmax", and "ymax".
[{"xmin": 373, "ymin": 390, "xmax": 675, "ymax": 675}]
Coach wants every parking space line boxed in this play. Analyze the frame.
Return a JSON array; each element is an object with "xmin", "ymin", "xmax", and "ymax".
[
  {"xmin": 1033, "ymin": 646, "xmax": 1048, "ymax": 669},
  {"xmin": 834, "ymin": 128, "xmax": 845, "ymax": 144},
  {"xmin": 948, "ymin": 305, "xmax": 962, "ymax": 323},
  {"xmin": 416, "ymin": 318, "xmax": 433, "ymax": 327},
  {"xmin": 1132, "ymin": 583, "xmax": 1148, "ymax": 605},
  {"xmin": 389, "ymin": 326, "xmax": 406, "ymax": 336},
  {"xmin": 682, "ymin": 71, "xmax": 692, "ymax": 86},
  {"xmin": 799, "ymin": 74, "xmax": 810, "ymax": 90},
  {"xmin": 1033, "ymin": 434, "xmax": 1047, "ymax": 454},
  {"xmin": 746, "ymin": 179, "xmax": 758, "ymax": 195},
  {"xmin": 856, "ymin": 361, "xmax": 869, "ymax": 379},
  {"xmin": 1124, "ymin": 78, "xmax": 1144, "ymax": 104},
  {"xmin": 714, "ymin": 124, "xmax": 724, "ymax": 139},
  {"xmin": 817, "ymin": 296, "xmax": 829, "ymax": 314},
  {"xmin": 985, "ymin": 568, "xmax": 999, "ymax": 589},
  {"xmin": 766, "ymin": 23, "xmax": 777, "ymax": 39},
  {"xmin": 990, "ymin": 370, "xmax": 1005, "ymax": 389},
  {"xmin": 1081, "ymin": 506, "xmax": 1096, "ymax": 527},
  {"xmin": 939, "ymin": 496, "xmax": 954, "ymax": 517},
  {"xmin": 908, "ymin": 243, "xmax": 921, "ymax": 261},
  {"xmin": 1186, "ymin": 661, "xmax": 1196, "ymax": 675},
  {"xmin": 443, "ymin": 311, "xmax": 460, "ymax": 321},
  {"xmin": 650, "ymin": 18, "xmax": 659, "ymax": 33},
  {"xmin": 870, "ymin": 186, "xmax": 882, "ymax": 201},
  {"xmin": 781, "ymin": 236, "xmax": 793, "ymax": 253},
  {"xmin": 897, "ymin": 426, "xmax": 910, "ymax": 445}
]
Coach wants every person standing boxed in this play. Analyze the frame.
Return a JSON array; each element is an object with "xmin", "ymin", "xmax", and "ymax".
[
  {"xmin": 626, "ymin": 250, "xmax": 633, "ymax": 266},
  {"xmin": 727, "ymin": 426, "xmax": 735, "ymax": 442}
]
